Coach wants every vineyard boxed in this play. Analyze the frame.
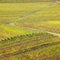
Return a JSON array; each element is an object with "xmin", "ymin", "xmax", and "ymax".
[{"xmin": 0, "ymin": 1, "xmax": 60, "ymax": 60}]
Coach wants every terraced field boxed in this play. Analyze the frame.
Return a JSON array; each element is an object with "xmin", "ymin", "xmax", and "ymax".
[{"xmin": 0, "ymin": 2, "xmax": 60, "ymax": 60}]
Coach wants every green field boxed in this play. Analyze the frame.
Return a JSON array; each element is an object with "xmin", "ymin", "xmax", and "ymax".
[{"xmin": 0, "ymin": 1, "xmax": 60, "ymax": 60}]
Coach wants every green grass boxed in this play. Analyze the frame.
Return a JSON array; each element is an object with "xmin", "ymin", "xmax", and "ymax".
[
  {"xmin": 0, "ymin": 2, "xmax": 52, "ymax": 23},
  {"xmin": 0, "ymin": 2, "xmax": 60, "ymax": 60},
  {"xmin": 0, "ymin": 24, "xmax": 39, "ymax": 41}
]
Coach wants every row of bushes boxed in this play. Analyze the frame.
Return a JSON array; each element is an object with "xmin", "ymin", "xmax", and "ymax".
[{"xmin": 0, "ymin": 32, "xmax": 55, "ymax": 43}]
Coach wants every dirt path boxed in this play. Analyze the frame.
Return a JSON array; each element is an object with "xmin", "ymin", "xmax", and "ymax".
[{"xmin": 46, "ymin": 31, "xmax": 60, "ymax": 37}]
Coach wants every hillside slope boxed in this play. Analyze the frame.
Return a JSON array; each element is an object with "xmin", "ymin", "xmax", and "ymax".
[{"xmin": 0, "ymin": 2, "xmax": 60, "ymax": 60}]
